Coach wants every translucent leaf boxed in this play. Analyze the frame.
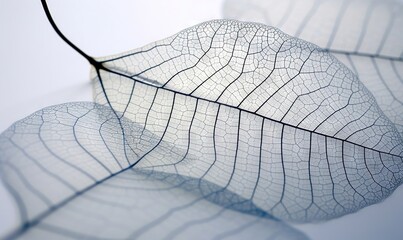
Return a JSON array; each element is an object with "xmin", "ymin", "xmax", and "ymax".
[
  {"xmin": 92, "ymin": 19, "xmax": 403, "ymax": 222},
  {"xmin": 1, "ymin": 7, "xmax": 403, "ymax": 240},
  {"xmin": 0, "ymin": 102, "xmax": 307, "ymax": 239},
  {"xmin": 223, "ymin": 0, "xmax": 403, "ymax": 138}
]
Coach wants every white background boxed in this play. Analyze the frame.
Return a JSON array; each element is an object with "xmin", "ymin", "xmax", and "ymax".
[{"xmin": 0, "ymin": 0, "xmax": 402, "ymax": 239}]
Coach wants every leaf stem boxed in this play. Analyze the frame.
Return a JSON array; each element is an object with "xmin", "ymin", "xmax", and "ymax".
[{"xmin": 40, "ymin": 0, "xmax": 104, "ymax": 69}]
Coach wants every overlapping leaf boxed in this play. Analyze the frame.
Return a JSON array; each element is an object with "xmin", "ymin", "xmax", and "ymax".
[
  {"xmin": 0, "ymin": 102, "xmax": 307, "ymax": 239},
  {"xmin": 223, "ymin": 0, "xmax": 403, "ymax": 138}
]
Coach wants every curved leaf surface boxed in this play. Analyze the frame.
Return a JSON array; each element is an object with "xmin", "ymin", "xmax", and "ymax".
[
  {"xmin": 91, "ymin": 19, "xmax": 403, "ymax": 222},
  {"xmin": 223, "ymin": 0, "xmax": 403, "ymax": 137}
]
